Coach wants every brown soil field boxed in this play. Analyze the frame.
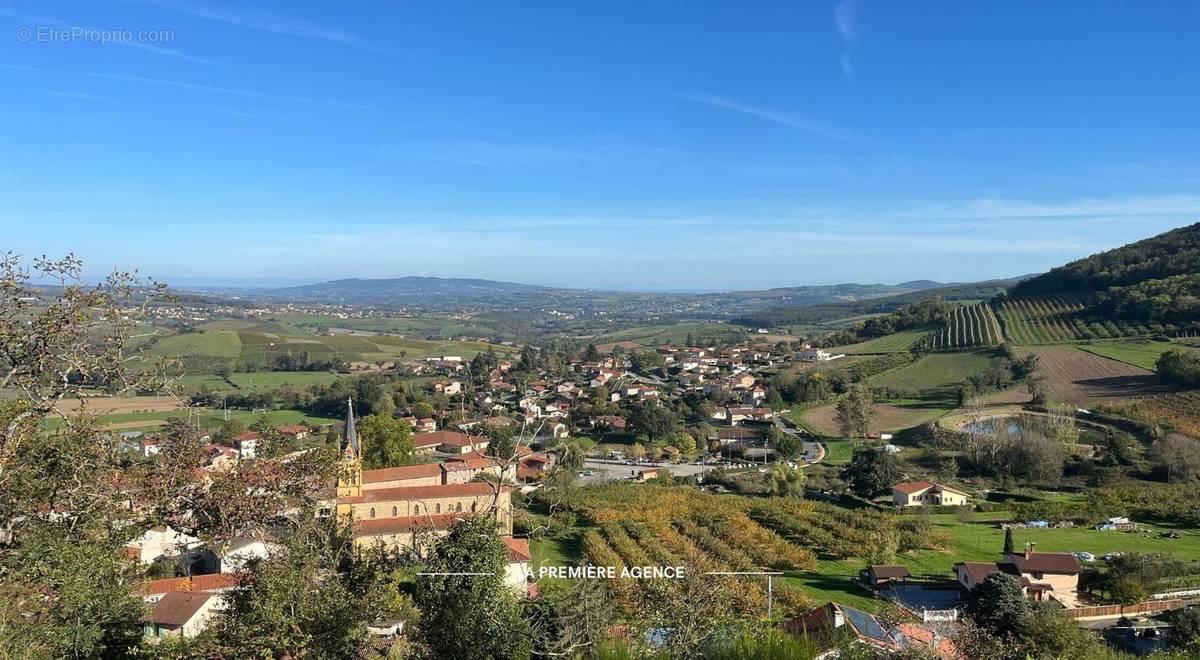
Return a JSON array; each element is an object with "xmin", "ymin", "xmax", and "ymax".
[
  {"xmin": 55, "ymin": 395, "xmax": 183, "ymax": 415},
  {"xmin": 804, "ymin": 402, "xmax": 949, "ymax": 436},
  {"xmin": 1020, "ymin": 346, "xmax": 1171, "ymax": 406}
]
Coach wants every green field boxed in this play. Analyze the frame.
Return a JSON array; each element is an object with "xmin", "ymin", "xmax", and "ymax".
[
  {"xmin": 147, "ymin": 330, "xmax": 242, "ymax": 373},
  {"xmin": 868, "ymin": 349, "xmax": 995, "ymax": 392},
  {"xmin": 785, "ymin": 511, "xmax": 1200, "ymax": 612},
  {"xmin": 929, "ymin": 303, "xmax": 1003, "ymax": 350},
  {"xmin": 178, "ymin": 371, "xmax": 344, "ymax": 392},
  {"xmin": 146, "ymin": 321, "xmax": 517, "ymax": 375},
  {"xmin": 1078, "ymin": 340, "xmax": 1198, "ymax": 370},
  {"xmin": 281, "ymin": 314, "xmax": 510, "ymax": 340},
  {"xmin": 86, "ymin": 407, "xmax": 339, "ymax": 432},
  {"xmin": 996, "ymin": 296, "xmax": 1164, "ymax": 345},
  {"xmin": 836, "ymin": 329, "xmax": 930, "ymax": 354},
  {"xmin": 592, "ymin": 322, "xmax": 747, "ymax": 347}
]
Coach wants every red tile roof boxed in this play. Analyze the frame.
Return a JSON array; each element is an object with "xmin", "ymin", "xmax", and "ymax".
[
  {"xmin": 354, "ymin": 514, "xmax": 460, "ymax": 536},
  {"xmin": 137, "ymin": 573, "xmax": 240, "ymax": 597},
  {"xmin": 503, "ymin": 537, "xmax": 531, "ymax": 563},
  {"xmin": 363, "ymin": 463, "xmax": 442, "ymax": 483},
  {"xmin": 892, "ymin": 480, "xmax": 935, "ymax": 494},
  {"xmin": 339, "ymin": 482, "xmax": 508, "ymax": 504},
  {"xmin": 956, "ymin": 561, "xmax": 1020, "ymax": 585},
  {"xmin": 1006, "ymin": 552, "xmax": 1082, "ymax": 575}
]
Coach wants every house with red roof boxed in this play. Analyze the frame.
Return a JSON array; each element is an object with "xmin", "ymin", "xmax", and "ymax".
[{"xmin": 955, "ymin": 542, "xmax": 1082, "ymax": 604}]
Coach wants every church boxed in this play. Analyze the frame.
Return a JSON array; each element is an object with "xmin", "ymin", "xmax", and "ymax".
[{"xmin": 334, "ymin": 399, "xmax": 514, "ymax": 550}]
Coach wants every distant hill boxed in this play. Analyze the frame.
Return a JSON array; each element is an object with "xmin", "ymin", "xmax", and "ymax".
[
  {"xmin": 255, "ymin": 276, "xmax": 964, "ymax": 316},
  {"xmin": 1008, "ymin": 222, "xmax": 1200, "ymax": 328},
  {"xmin": 265, "ymin": 276, "xmax": 553, "ymax": 303},
  {"xmin": 731, "ymin": 277, "xmax": 1029, "ymax": 328}
]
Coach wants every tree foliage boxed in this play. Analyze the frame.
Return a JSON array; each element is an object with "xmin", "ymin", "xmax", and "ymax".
[
  {"xmin": 841, "ymin": 446, "xmax": 899, "ymax": 498},
  {"xmin": 414, "ymin": 515, "xmax": 531, "ymax": 660}
]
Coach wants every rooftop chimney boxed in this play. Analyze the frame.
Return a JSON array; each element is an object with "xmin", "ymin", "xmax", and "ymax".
[{"xmin": 1025, "ymin": 542, "xmax": 1035, "ymax": 559}]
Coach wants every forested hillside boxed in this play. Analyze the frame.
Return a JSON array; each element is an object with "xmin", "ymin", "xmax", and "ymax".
[
  {"xmin": 1010, "ymin": 222, "xmax": 1200, "ymax": 295},
  {"xmin": 1007, "ymin": 222, "xmax": 1200, "ymax": 328}
]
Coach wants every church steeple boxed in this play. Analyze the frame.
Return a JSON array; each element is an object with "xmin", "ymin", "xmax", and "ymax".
[
  {"xmin": 336, "ymin": 397, "xmax": 362, "ymax": 501},
  {"xmin": 343, "ymin": 396, "xmax": 360, "ymax": 457}
]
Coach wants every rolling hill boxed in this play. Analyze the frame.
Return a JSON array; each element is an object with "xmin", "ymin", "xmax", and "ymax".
[{"xmin": 1006, "ymin": 221, "xmax": 1200, "ymax": 332}]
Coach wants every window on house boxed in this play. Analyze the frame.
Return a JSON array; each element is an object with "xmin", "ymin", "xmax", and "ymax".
[
  {"xmin": 471, "ymin": 502, "xmax": 478, "ymax": 512},
  {"xmin": 392, "ymin": 506, "xmax": 397, "ymax": 517},
  {"xmin": 435, "ymin": 503, "xmax": 441, "ymax": 513},
  {"xmin": 414, "ymin": 504, "xmax": 420, "ymax": 515},
  {"xmin": 456, "ymin": 502, "xmax": 462, "ymax": 512},
  {"xmin": 369, "ymin": 507, "xmax": 375, "ymax": 518}
]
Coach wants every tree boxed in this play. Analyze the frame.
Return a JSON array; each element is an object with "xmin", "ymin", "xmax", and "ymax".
[
  {"xmin": 485, "ymin": 424, "xmax": 518, "ymax": 460},
  {"xmin": 669, "ymin": 431, "xmax": 697, "ymax": 455},
  {"xmin": 965, "ymin": 573, "xmax": 1031, "ymax": 636},
  {"xmin": 628, "ymin": 403, "xmax": 677, "ymax": 443},
  {"xmin": 767, "ymin": 426, "xmax": 803, "ymax": 460},
  {"xmin": 936, "ymin": 455, "xmax": 959, "ymax": 483},
  {"xmin": 415, "ymin": 516, "xmax": 531, "ymax": 660},
  {"xmin": 841, "ymin": 446, "xmax": 900, "ymax": 498},
  {"xmin": 202, "ymin": 515, "xmax": 396, "ymax": 658},
  {"xmin": 558, "ymin": 443, "xmax": 585, "ymax": 472},
  {"xmin": 764, "ymin": 388, "xmax": 785, "ymax": 411},
  {"xmin": 1002, "ymin": 528, "xmax": 1015, "ymax": 555},
  {"xmin": 1020, "ymin": 605, "xmax": 1110, "ymax": 659},
  {"xmin": 1026, "ymin": 375, "xmax": 1049, "ymax": 405},
  {"xmin": 583, "ymin": 343, "xmax": 600, "ymax": 363},
  {"xmin": 834, "ymin": 384, "xmax": 873, "ymax": 438},
  {"xmin": 1169, "ymin": 607, "xmax": 1200, "ymax": 654},
  {"xmin": 1157, "ymin": 348, "xmax": 1200, "ymax": 387},
  {"xmin": 630, "ymin": 442, "xmax": 646, "ymax": 461},
  {"xmin": 1109, "ymin": 575, "xmax": 1150, "ymax": 605},
  {"xmin": 1150, "ymin": 433, "xmax": 1200, "ymax": 482},
  {"xmin": 768, "ymin": 463, "xmax": 805, "ymax": 497},
  {"xmin": 358, "ymin": 413, "xmax": 413, "ymax": 469}
]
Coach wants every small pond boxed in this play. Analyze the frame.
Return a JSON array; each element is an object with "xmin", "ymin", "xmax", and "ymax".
[{"xmin": 962, "ymin": 415, "xmax": 1031, "ymax": 437}]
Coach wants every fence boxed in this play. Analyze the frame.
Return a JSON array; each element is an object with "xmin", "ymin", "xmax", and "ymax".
[{"xmin": 1063, "ymin": 599, "xmax": 1185, "ymax": 619}]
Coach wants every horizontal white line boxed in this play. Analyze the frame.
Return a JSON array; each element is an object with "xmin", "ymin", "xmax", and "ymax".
[
  {"xmin": 705, "ymin": 571, "xmax": 784, "ymax": 576},
  {"xmin": 416, "ymin": 571, "xmax": 496, "ymax": 576}
]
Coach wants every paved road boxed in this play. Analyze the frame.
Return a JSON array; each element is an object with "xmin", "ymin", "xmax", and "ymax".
[{"xmin": 580, "ymin": 458, "xmax": 715, "ymax": 484}]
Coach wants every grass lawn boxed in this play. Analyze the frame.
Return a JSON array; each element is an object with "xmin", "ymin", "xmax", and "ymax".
[
  {"xmin": 1078, "ymin": 340, "xmax": 1198, "ymax": 371},
  {"xmin": 784, "ymin": 511, "xmax": 1200, "ymax": 612},
  {"xmin": 820, "ymin": 440, "xmax": 856, "ymax": 464}
]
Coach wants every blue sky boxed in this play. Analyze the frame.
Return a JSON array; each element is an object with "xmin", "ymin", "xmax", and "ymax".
[{"xmin": 2, "ymin": 1, "xmax": 1199, "ymax": 290}]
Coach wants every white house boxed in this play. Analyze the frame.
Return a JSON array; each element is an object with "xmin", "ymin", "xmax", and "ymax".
[
  {"xmin": 194, "ymin": 533, "xmax": 279, "ymax": 573},
  {"xmin": 503, "ymin": 537, "xmax": 535, "ymax": 597},
  {"xmin": 143, "ymin": 591, "xmax": 224, "ymax": 639},
  {"xmin": 795, "ymin": 347, "xmax": 845, "ymax": 362},
  {"xmin": 124, "ymin": 526, "xmax": 200, "ymax": 565}
]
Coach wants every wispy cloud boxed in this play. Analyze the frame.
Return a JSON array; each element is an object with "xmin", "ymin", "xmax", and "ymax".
[
  {"xmin": 133, "ymin": 0, "xmax": 378, "ymax": 51},
  {"xmin": 679, "ymin": 93, "xmax": 855, "ymax": 142},
  {"xmin": 0, "ymin": 63, "xmax": 374, "ymax": 110},
  {"xmin": 834, "ymin": 0, "xmax": 856, "ymax": 81}
]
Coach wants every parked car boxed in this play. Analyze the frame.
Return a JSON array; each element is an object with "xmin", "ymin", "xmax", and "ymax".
[{"xmin": 1072, "ymin": 552, "xmax": 1095, "ymax": 562}]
